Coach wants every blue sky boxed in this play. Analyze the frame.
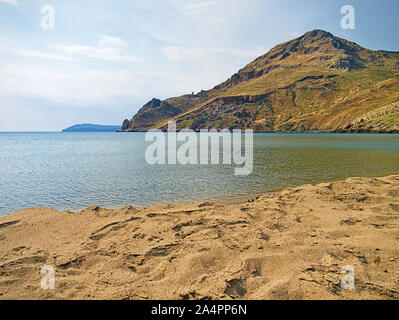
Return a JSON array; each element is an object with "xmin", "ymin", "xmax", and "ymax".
[{"xmin": 0, "ymin": 0, "xmax": 398, "ymax": 131}]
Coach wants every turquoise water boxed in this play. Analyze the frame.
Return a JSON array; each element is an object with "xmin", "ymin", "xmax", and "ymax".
[{"xmin": 1, "ymin": 132, "xmax": 399, "ymax": 216}]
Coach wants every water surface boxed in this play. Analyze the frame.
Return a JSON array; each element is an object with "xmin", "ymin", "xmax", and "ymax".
[{"xmin": 1, "ymin": 132, "xmax": 398, "ymax": 216}]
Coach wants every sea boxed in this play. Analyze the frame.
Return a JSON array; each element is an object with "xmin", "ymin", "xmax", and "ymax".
[{"xmin": 1, "ymin": 132, "xmax": 399, "ymax": 216}]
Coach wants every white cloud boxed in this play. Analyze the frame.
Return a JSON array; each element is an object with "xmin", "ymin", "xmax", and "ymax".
[
  {"xmin": 20, "ymin": 50, "xmax": 74, "ymax": 61},
  {"xmin": 136, "ymin": 0, "xmax": 225, "ymax": 44},
  {"xmin": 170, "ymin": 0, "xmax": 222, "ymax": 23},
  {"xmin": 56, "ymin": 45, "xmax": 140, "ymax": 62},
  {"xmin": 0, "ymin": 64, "xmax": 203, "ymax": 106},
  {"xmin": 0, "ymin": 61, "xmax": 233, "ymax": 108},
  {"xmin": 56, "ymin": 36, "xmax": 141, "ymax": 62},
  {"xmin": 162, "ymin": 45, "xmax": 266, "ymax": 65},
  {"xmin": 0, "ymin": 0, "xmax": 18, "ymax": 5},
  {"xmin": 99, "ymin": 36, "xmax": 127, "ymax": 48},
  {"xmin": 288, "ymin": 32, "xmax": 302, "ymax": 38},
  {"xmin": 0, "ymin": 43, "xmax": 74, "ymax": 61},
  {"xmin": 0, "ymin": 65, "xmax": 143, "ymax": 105},
  {"xmin": 180, "ymin": 1, "xmax": 218, "ymax": 20},
  {"xmin": 160, "ymin": 45, "xmax": 269, "ymax": 93}
]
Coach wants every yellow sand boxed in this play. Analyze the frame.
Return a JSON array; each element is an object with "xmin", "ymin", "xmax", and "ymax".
[{"xmin": 0, "ymin": 175, "xmax": 399, "ymax": 300}]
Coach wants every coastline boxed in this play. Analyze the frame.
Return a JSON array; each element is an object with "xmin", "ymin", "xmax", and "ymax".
[
  {"xmin": 1, "ymin": 175, "xmax": 399, "ymax": 300},
  {"xmin": 118, "ymin": 129, "xmax": 399, "ymax": 134}
]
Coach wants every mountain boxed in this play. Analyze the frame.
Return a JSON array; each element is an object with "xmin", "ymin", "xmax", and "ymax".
[
  {"xmin": 120, "ymin": 30, "xmax": 399, "ymax": 133},
  {"xmin": 62, "ymin": 124, "xmax": 120, "ymax": 132}
]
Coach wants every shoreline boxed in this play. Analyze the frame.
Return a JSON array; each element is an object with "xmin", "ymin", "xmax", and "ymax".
[
  {"xmin": 118, "ymin": 129, "xmax": 399, "ymax": 134},
  {"xmin": 4, "ymin": 172, "xmax": 398, "ymax": 218},
  {"xmin": 1, "ymin": 174, "xmax": 399, "ymax": 299}
]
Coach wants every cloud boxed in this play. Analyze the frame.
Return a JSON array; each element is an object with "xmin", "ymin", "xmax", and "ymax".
[
  {"xmin": 0, "ymin": 0, "xmax": 18, "ymax": 5},
  {"xmin": 180, "ymin": 1, "xmax": 219, "ymax": 20},
  {"xmin": 160, "ymin": 45, "xmax": 269, "ymax": 93},
  {"xmin": 137, "ymin": 0, "xmax": 225, "ymax": 44},
  {"xmin": 99, "ymin": 36, "xmax": 128, "ymax": 48},
  {"xmin": 288, "ymin": 31, "xmax": 302, "ymax": 38},
  {"xmin": 169, "ymin": 0, "xmax": 223, "ymax": 23},
  {"xmin": 0, "ymin": 60, "xmax": 233, "ymax": 108},
  {"xmin": 0, "ymin": 43, "xmax": 74, "ymax": 61},
  {"xmin": 19, "ymin": 50, "xmax": 74, "ymax": 61},
  {"xmin": 0, "ymin": 65, "xmax": 144, "ymax": 105},
  {"xmin": 56, "ymin": 45, "xmax": 140, "ymax": 62},
  {"xmin": 0, "ymin": 63, "xmax": 202, "ymax": 106},
  {"xmin": 56, "ymin": 36, "xmax": 141, "ymax": 62},
  {"xmin": 162, "ymin": 45, "xmax": 267, "ymax": 65}
]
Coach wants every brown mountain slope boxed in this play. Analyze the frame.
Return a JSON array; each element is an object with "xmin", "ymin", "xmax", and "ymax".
[{"xmin": 120, "ymin": 30, "xmax": 399, "ymax": 133}]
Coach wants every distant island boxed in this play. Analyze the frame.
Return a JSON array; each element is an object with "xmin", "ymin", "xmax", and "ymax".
[{"xmin": 62, "ymin": 124, "xmax": 121, "ymax": 132}]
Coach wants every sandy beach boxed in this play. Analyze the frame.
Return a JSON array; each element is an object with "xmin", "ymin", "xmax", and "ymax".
[{"xmin": 0, "ymin": 175, "xmax": 399, "ymax": 300}]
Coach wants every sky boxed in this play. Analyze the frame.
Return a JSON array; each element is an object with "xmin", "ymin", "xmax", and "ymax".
[{"xmin": 0, "ymin": 0, "xmax": 398, "ymax": 131}]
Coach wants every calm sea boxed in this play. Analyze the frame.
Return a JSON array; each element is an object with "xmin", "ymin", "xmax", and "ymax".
[{"xmin": 1, "ymin": 132, "xmax": 399, "ymax": 216}]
